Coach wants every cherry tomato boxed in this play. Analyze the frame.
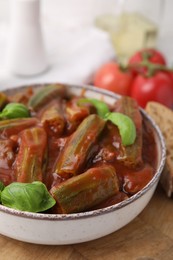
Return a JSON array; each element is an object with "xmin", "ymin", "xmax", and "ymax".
[
  {"xmin": 129, "ymin": 48, "xmax": 166, "ymax": 65},
  {"xmin": 93, "ymin": 62, "xmax": 133, "ymax": 95},
  {"xmin": 130, "ymin": 71, "xmax": 173, "ymax": 108}
]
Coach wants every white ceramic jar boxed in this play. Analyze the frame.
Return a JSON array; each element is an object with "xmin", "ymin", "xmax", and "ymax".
[{"xmin": 6, "ymin": 0, "xmax": 48, "ymax": 76}]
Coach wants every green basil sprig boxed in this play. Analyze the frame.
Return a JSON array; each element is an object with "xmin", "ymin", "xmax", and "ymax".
[
  {"xmin": 1, "ymin": 181, "xmax": 56, "ymax": 212},
  {"xmin": 78, "ymin": 98, "xmax": 136, "ymax": 146},
  {"xmin": 0, "ymin": 103, "xmax": 30, "ymax": 119}
]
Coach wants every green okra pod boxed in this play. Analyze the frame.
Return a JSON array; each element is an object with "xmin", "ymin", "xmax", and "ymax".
[
  {"xmin": 54, "ymin": 114, "xmax": 106, "ymax": 178},
  {"xmin": 65, "ymin": 98, "xmax": 90, "ymax": 134},
  {"xmin": 40, "ymin": 100, "xmax": 65, "ymax": 137},
  {"xmin": 28, "ymin": 84, "xmax": 67, "ymax": 112},
  {"xmin": 50, "ymin": 165, "xmax": 119, "ymax": 213},
  {"xmin": 114, "ymin": 96, "xmax": 143, "ymax": 168},
  {"xmin": 15, "ymin": 127, "xmax": 47, "ymax": 183},
  {"xmin": 0, "ymin": 118, "xmax": 39, "ymax": 137},
  {"xmin": 78, "ymin": 97, "xmax": 136, "ymax": 146},
  {"xmin": 0, "ymin": 92, "xmax": 8, "ymax": 111}
]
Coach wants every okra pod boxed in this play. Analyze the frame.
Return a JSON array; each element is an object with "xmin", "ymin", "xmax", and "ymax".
[
  {"xmin": 0, "ymin": 92, "xmax": 8, "ymax": 111},
  {"xmin": 65, "ymin": 98, "xmax": 90, "ymax": 134},
  {"xmin": 40, "ymin": 100, "xmax": 65, "ymax": 137},
  {"xmin": 0, "ymin": 139, "xmax": 17, "ymax": 186},
  {"xmin": 93, "ymin": 121, "xmax": 125, "ymax": 163},
  {"xmin": 54, "ymin": 114, "xmax": 106, "ymax": 178},
  {"xmin": 0, "ymin": 169, "xmax": 16, "ymax": 186},
  {"xmin": 0, "ymin": 139, "xmax": 16, "ymax": 169},
  {"xmin": 114, "ymin": 96, "xmax": 143, "ymax": 168},
  {"xmin": 0, "ymin": 118, "xmax": 39, "ymax": 137},
  {"xmin": 28, "ymin": 84, "xmax": 67, "ymax": 112},
  {"xmin": 50, "ymin": 165, "xmax": 119, "ymax": 213},
  {"xmin": 15, "ymin": 127, "xmax": 47, "ymax": 183}
]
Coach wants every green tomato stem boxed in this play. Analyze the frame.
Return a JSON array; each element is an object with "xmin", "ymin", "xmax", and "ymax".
[{"xmin": 128, "ymin": 56, "xmax": 173, "ymax": 77}]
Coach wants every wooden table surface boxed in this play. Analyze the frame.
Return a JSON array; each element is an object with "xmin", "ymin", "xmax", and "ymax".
[{"xmin": 1, "ymin": 184, "xmax": 173, "ymax": 260}]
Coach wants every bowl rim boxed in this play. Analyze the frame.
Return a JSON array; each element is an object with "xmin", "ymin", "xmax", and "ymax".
[{"xmin": 0, "ymin": 83, "xmax": 166, "ymax": 221}]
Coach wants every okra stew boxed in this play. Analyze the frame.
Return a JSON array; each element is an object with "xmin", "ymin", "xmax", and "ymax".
[{"xmin": 0, "ymin": 84, "xmax": 157, "ymax": 214}]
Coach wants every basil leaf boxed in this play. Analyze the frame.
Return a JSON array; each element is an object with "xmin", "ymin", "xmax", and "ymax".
[
  {"xmin": 0, "ymin": 181, "xmax": 5, "ymax": 203},
  {"xmin": 1, "ymin": 181, "xmax": 56, "ymax": 212},
  {"xmin": 78, "ymin": 98, "xmax": 110, "ymax": 118},
  {"xmin": 105, "ymin": 112, "xmax": 136, "ymax": 146},
  {"xmin": 0, "ymin": 103, "xmax": 30, "ymax": 119}
]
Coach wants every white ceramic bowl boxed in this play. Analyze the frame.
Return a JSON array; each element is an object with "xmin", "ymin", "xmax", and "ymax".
[{"xmin": 0, "ymin": 84, "xmax": 166, "ymax": 245}]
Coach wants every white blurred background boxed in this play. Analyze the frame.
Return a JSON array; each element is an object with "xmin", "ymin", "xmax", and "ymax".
[
  {"xmin": 0, "ymin": 0, "xmax": 171, "ymax": 27},
  {"xmin": 0, "ymin": 0, "xmax": 173, "ymax": 87},
  {"xmin": 0, "ymin": 0, "xmax": 172, "ymax": 30}
]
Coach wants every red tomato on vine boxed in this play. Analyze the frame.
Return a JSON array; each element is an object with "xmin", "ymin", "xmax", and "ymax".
[
  {"xmin": 129, "ymin": 48, "xmax": 166, "ymax": 65},
  {"xmin": 130, "ymin": 71, "xmax": 173, "ymax": 108},
  {"xmin": 128, "ymin": 49, "xmax": 167, "ymax": 76},
  {"xmin": 93, "ymin": 62, "xmax": 133, "ymax": 96}
]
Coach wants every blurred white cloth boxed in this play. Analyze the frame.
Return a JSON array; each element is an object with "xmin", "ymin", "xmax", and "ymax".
[{"xmin": 0, "ymin": 22, "xmax": 115, "ymax": 90}]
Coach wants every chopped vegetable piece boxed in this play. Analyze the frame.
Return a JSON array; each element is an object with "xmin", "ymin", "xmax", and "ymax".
[
  {"xmin": 15, "ymin": 127, "xmax": 47, "ymax": 183},
  {"xmin": 92, "ymin": 121, "xmax": 125, "ymax": 164},
  {"xmin": 0, "ymin": 181, "xmax": 5, "ymax": 203},
  {"xmin": 105, "ymin": 112, "xmax": 136, "ymax": 146},
  {"xmin": 0, "ymin": 118, "xmax": 39, "ymax": 137},
  {"xmin": 65, "ymin": 98, "xmax": 90, "ymax": 134},
  {"xmin": 1, "ymin": 181, "xmax": 56, "ymax": 212},
  {"xmin": 0, "ymin": 169, "xmax": 16, "ymax": 187},
  {"xmin": 28, "ymin": 84, "xmax": 67, "ymax": 112},
  {"xmin": 50, "ymin": 165, "xmax": 119, "ymax": 213},
  {"xmin": 78, "ymin": 98, "xmax": 110, "ymax": 118},
  {"xmin": 78, "ymin": 98, "xmax": 136, "ymax": 146},
  {"xmin": 0, "ymin": 103, "xmax": 30, "ymax": 119},
  {"xmin": 0, "ymin": 92, "xmax": 8, "ymax": 110},
  {"xmin": 0, "ymin": 139, "xmax": 16, "ymax": 169},
  {"xmin": 114, "ymin": 96, "xmax": 143, "ymax": 167},
  {"xmin": 39, "ymin": 100, "xmax": 65, "ymax": 137},
  {"xmin": 54, "ymin": 114, "xmax": 106, "ymax": 178}
]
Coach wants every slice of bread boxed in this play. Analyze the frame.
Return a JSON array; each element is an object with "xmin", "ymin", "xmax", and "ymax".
[{"xmin": 146, "ymin": 101, "xmax": 173, "ymax": 197}]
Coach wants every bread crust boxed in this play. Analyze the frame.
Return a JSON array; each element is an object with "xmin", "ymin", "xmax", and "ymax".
[{"xmin": 146, "ymin": 101, "xmax": 173, "ymax": 197}]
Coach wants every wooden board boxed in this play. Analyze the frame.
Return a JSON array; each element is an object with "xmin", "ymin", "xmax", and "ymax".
[{"xmin": 1, "ymin": 184, "xmax": 173, "ymax": 260}]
